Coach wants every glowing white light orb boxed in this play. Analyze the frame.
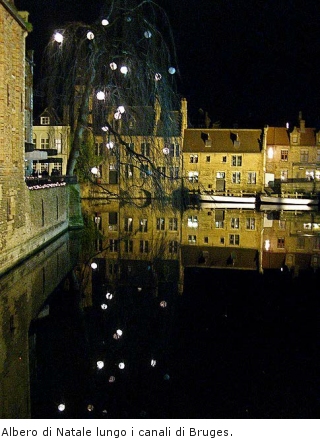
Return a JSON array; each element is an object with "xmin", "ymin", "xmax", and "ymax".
[
  {"xmin": 91, "ymin": 262, "xmax": 98, "ymax": 270},
  {"xmin": 101, "ymin": 303, "xmax": 108, "ymax": 310},
  {"xmin": 162, "ymin": 147, "xmax": 170, "ymax": 155},
  {"xmin": 160, "ymin": 300, "xmax": 167, "ymax": 308},
  {"xmin": 101, "ymin": 19, "xmax": 109, "ymax": 26},
  {"xmin": 151, "ymin": 359, "xmax": 157, "ymax": 367},
  {"xmin": 97, "ymin": 361, "xmax": 104, "ymax": 369},
  {"xmin": 91, "ymin": 167, "xmax": 99, "ymax": 175},
  {"xmin": 106, "ymin": 141, "xmax": 114, "ymax": 149},
  {"xmin": 144, "ymin": 30, "xmax": 152, "ymax": 39},
  {"xmin": 117, "ymin": 106, "xmax": 125, "ymax": 114},
  {"xmin": 120, "ymin": 66, "xmax": 128, "ymax": 75},
  {"xmin": 96, "ymin": 91, "xmax": 105, "ymax": 100},
  {"xmin": 114, "ymin": 111, "xmax": 121, "ymax": 120},
  {"xmin": 87, "ymin": 31, "xmax": 94, "ymax": 40},
  {"xmin": 58, "ymin": 404, "xmax": 65, "ymax": 412},
  {"xmin": 106, "ymin": 293, "xmax": 113, "ymax": 300},
  {"xmin": 155, "ymin": 73, "xmax": 162, "ymax": 81},
  {"xmin": 116, "ymin": 329, "xmax": 123, "ymax": 336},
  {"xmin": 102, "ymin": 126, "xmax": 109, "ymax": 132},
  {"xmin": 168, "ymin": 67, "xmax": 176, "ymax": 75},
  {"xmin": 110, "ymin": 62, "xmax": 117, "ymax": 70},
  {"xmin": 118, "ymin": 362, "xmax": 125, "ymax": 369},
  {"xmin": 54, "ymin": 32, "xmax": 63, "ymax": 43}
]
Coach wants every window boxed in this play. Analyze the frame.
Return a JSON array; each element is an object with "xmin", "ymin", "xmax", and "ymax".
[
  {"xmin": 216, "ymin": 172, "xmax": 225, "ymax": 179},
  {"xmin": 246, "ymin": 218, "xmax": 255, "ymax": 230},
  {"xmin": 313, "ymin": 236, "xmax": 320, "ymax": 250},
  {"xmin": 109, "ymin": 239, "xmax": 118, "ymax": 252},
  {"xmin": 109, "ymin": 168, "xmax": 118, "ymax": 184},
  {"xmin": 141, "ymin": 142, "xmax": 150, "ymax": 156},
  {"xmin": 94, "ymin": 215, "xmax": 102, "ymax": 230},
  {"xmin": 109, "ymin": 212, "xmax": 118, "ymax": 231},
  {"xmin": 55, "ymin": 138, "xmax": 62, "ymax": 154},
  {"xmin": 229, "ymin": 234, "xmax": 240, "ymax": 246},
  {"xmin": 277, "ymin": 238, "xmax": 285, "ymax": 249},
  {"xmin": 222, "ymin": 156, "xmax": 227, "ymax": 163},
  {"xmin": 40, "ymin": 116, "xmax": 50, "ymax": 125},
  {"xmin": 139, "ymin": 240, "xmax": 149, "ymax": 253},
  {"xmin": 247, "ymin": 172, "xmax": 256, "ymax": 184},
  {"xmin": 169, "ymin": 240, "xmax": 178, "ymax": 254},
  {"xmin": 296, "ymin": 236, "xmax": 305, "ymax": 249},
  {"xmin": 281, "ymin": 150, "xmax": 288, "ymax": 161},
  {"xmin": 190, "ymin": 154, "xmax": 198, "ymax": 163},
  {"xmin": 188, "ymin": 171, "xmax": 199, "ymax": 182},
  {"xmin": 169, "ymin": 217, "xmax": 178, "ymax": 231},
  {"xmin": 292, "ymin": 134, "xmax": 298, "ymax": 143},
  {"xmin": 231, "ymin": 217, "xmax": 239, "ymax": 229},
  {"xmin": 279, "ymin": 220, "xmax": 286, "ymax": 230},
  {"xmin": 95, "ymin": 142, "xmax": 103, "ymax": 155},
  {"xmin": 317, "ymin": 150, "xmax": 320, "ymax": 162},
  {"xmin": 169, "ymin": 167, "xmax": 179, "ymax": 179},
  {"xmin": 157, "ymin": 166, "xmax": 166, "ymax": 179},
  {"xmin": 215, "ymin": 210, "xmax": 224, "ymax": 228},
  {"xmin": 170, "ymin": 143, "xmax": 180, "ymax": 157},
  {"xmin": 125, "ymin": 164, "xmax": 133, "ymax": 178},
  {"xmin": 188, "ymin": 235, "xmax": 197, "ymax": 244},
  {"xmin": 126, "ymin": 143, "xmax": 134, "ymax": 156},
  {"xmin": 232, "ymin": 172, "xmax": 241, "ymax": 184},
  {"xmin": 124, "ymin": 217, "xmax": 133, "ymax": 232},
  {"xmin": 139, "ymin": 218, "xmax": 148, "ymax": 232},
  {"xmin": 231, "ymin": 155, "xmax": 242, "ymax": 166},
  {"xmin": 300, "ymin": 150, "xmax": 309, "ymax": 162},
  {"xmin": 156, "ymin": 217, "xmax": 165, "ymax": 231},
  {"xmin": 140, "ymin": 163, "xmax": 149, "ymax": 177},
  {"xmin": 204, "ymin": 237, "xmax": 209, "ymax": 244},
  {"xmin": 206, "ymin": 156, "xmax": 211, "ymax": 163},
  {"xmin": 124, "ymin": 240, "xmax": 133, "ymax": 253},
  {"xmin": 187, "ymin": 216, "xmax": 198, "ymax": 228},
  {"xmin": 41, "ymin": 138, "xmax": 49, "ymax": 149},
  {"xmin": 220, "ymin": 237, "xmax": 225, "ymax": 244},
  {"xmin": 280, "ymin": 170, "xmax": 288, "ymax": 181}
]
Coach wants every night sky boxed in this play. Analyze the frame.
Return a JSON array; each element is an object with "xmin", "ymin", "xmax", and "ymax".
[{"xmin": 15, "ymin": 0, "xmax": 320, "ymax": 128}]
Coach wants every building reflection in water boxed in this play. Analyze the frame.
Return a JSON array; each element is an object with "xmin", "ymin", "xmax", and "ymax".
[{"xmin": 1, "ymin": 202, "xmax": 320, "ymax": 418}]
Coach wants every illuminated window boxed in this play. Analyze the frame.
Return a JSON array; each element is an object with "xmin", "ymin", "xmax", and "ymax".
[
  {"xmin": 139, "ymin": 240, "xmax": 149, "ymax": 253},
  {"xmin": 188, "ymin": 235, "xmax": 197, "ymax": 244},
  {"xmin": 125, "ymin": 164, "xmax": 133, "ymax": 178},
  {"xmin": 300, "ymin": 150, "xmax": 309, "ymax": 162},
  {"xmin": 267, "ymin": 147, "xmax": 274, "ymax": 159},
  {"xmin": 40, "ymin": 116, "xmax": 50, "ymax": 125},
  {"xmin": 139, "ymin": 218, "xmax": 148, "ymax": 232},
  {"xmin": 187, "ymin": 216, "xmax": 198, "ymax": 228},
  {"xmin": 41, "ymin": 138, "xmax": 49, "ymax": 149},
  {"xmin": 109, "ymin": 239, "xmax": 118, "ymax": 252},
  {"xmin": 280, "ymin": 150, "xmax": 288, "ymax": 161},
  {"xmin": 55, "ymin": 138, "xmax": 62, "ymax": 154},
  {"xmin": 190, "ymin": 154, "xmax": 198, "ymax": 163},
  {"xmin": 280, "ymin": 170, "xmax": 288, "ymax": 181},
  {"xmin": 215, "ymin": 210, "xmax": 224, "ymax": 229},
  {"xmin": 188, "ymin": 171, "xmax": 199, "ymax": 182},
  {"xmin": 124, "ymin": 217, "xmax": 133, "ymax": 232}
]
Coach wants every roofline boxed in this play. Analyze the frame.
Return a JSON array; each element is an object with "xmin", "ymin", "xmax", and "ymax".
[{"xmin": 0, "ymin": 0, "xmax": 29, "ymax": 32}]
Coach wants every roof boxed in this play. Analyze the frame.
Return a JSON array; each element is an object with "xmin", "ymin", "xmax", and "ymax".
[
  {"xmin": 183, "ymin": 128, "xmax": 263, "ymax": 153},
  {"xmin": 266, "ymin": 126, "xmax": 317, "ymax": 146}
]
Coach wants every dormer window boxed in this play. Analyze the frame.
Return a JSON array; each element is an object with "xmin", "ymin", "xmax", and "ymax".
[{"xmin": 41, "ymin": 116, "xmax": 50, "ymax": 125}]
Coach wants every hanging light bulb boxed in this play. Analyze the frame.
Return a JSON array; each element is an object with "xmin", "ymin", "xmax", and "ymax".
[
  {"xmin": 87, "ymin": 31, "xmax": 94, "ymax": 40},
  {"xmin": 101, "ymin": 19, "xmax": 109, "ymax": 26},
  {"xmin": 106, "ymin": 292, "xmax": 113, "ymax": 300},
  {"xmin": 160, "ymin": 300, "xmax": 167, "ymax": 308},
  {"xmin": 155, "ymin": 73, "xmax": 162, "ymax": 81},
  {"xmin": 117, "ymin": 106, "xmax": 125, "ymax": 114},
  {"xmin": 168, "ymin": 67, "xmax": 176, "ymax": 75},
  {"xmin": 96, "ymin": 91, "xmax": 105, "ymax": 100},
  {"xmin": 91, "ymin": 166, "xmax": 99, "ymax": 175},
  {"xmin": 91, "ymin": 262, "xmax": 98, "ymax": 269},
  {"xmin": 101, "ymin": 126, "xmax": 109, "ymax": 132},
  {"xmin": 118, "ymin": 362, "xmax": 125, "ymax": 369},
  {"xmin": 120, "ymin": 66, "xmax": 128, "ymax": 75},
  {"xmin": 144, "ymin": 30, "xmax": 152, "ymax": 39},
  {"xmin": 54, "ymin": 32, "xmax": 63, "ymax": 43},
  {"xmin": 116, "ymin": 329, "xmax": 123, "ymax": 337},
  {"xmin": 58, "ymin": 404, "xmax": 65, "ymax": 412},
  {"xmin": 87, "ymin": 404, "xmax": 94, "ymax": 412},
  {"xmin": 101, "ymin": 303, "xmax": 108, "ymax": 310},
  {"xmin": 110, "ymin": 62, "xmax": 117, "ymax": 70},
  {"xmin": 114, "ymin": 111, "xmax": 121, "ymax": 120},
  {"xmin": 97, "ymin": 361, "xmax": 104, "ymax": 370},
  {"xmin": 151, "ymin": 359, "xmax": 157, "ymax": 367},
  {"xmin": 106, "ymin": 141, "xmax": 114, "ymax": 149},
  {"xmin": 162, "ymin": 146, "xmax": 170, "ymax": 155}
]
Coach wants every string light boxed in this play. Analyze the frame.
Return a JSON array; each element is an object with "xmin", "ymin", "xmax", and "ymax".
[
  {"xmin": 96, "ymin": 91, "xmax": 105, "ymax": 100},
  {"xmin": 155, "ymin": 73, "xmax": 162, "ymax": 81},
  {"xmin": 144, "ymin": 30, "xmax": 152, "ymax": 39},
  {"xmin": 58, "ymin": 404, "xmax": 65, "ymax": 412},
  {"xmin": 53, "ymin": 32, "xmax": 63, "ymax": 43},
  {"xmin": 168, "ymin": 67, "xmax": 176, "ymax": 75},
  {"xmin": 101, "ymin": 19, "xmax": 109, "ymax": 26},
  {"xmin": 97, "ymin": 361, "xmax": 104, "ymax": 369},
  {"xmin": 110, "ymin": 62, "xmax": 117, "ymax": 70},
  {"xmin": 87, "ymin": 31, "xmax": 94, "ymax": 40},
  {"xmin": 120, "ymin": 66, "xmax": 128, "ymax": 75},
  {"xmin": 91, "ymin": 262, "xmax": 98, "ymax": 269}
]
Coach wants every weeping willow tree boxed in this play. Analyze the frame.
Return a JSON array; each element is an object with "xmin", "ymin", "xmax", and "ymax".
[{"xmin": 42, "ymin": 0, "xmax": 185, "ymax": 204}]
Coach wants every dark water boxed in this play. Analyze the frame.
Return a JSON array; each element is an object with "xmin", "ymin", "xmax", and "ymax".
[{"xmin": 30, "ymin": 267, "xmax": 320, "ymax": 419}]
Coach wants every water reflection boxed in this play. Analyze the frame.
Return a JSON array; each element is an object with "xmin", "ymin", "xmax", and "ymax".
[{"xmin": 1, "ymin": 203, "xmax": 320, "ymax": 418}]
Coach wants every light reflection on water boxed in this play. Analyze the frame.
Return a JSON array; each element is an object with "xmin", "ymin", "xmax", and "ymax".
[{"xmin": 1, "ymin": 205, "xmax": 320, "ymax": 419}]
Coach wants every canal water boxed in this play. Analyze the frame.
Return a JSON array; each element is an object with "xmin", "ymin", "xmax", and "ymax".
[{"xmin": 1, "ymin": 227, "xmax": 320, "ymax": 419}]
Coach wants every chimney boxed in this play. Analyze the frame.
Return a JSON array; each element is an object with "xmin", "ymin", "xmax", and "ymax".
[{"xmin": 299, "ymin": 111, "xmax": 305, "ymax": 133}]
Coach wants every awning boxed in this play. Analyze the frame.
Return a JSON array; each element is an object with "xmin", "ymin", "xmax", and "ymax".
[{"xmin": 25, "ymin": 150, "xmax": 48, "ymax": 160}]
